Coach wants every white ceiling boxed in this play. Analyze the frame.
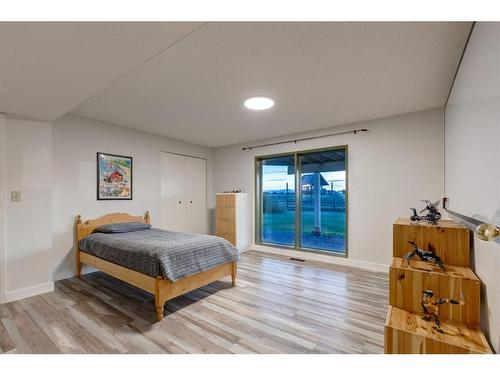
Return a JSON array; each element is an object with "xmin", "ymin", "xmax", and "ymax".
[
  {"xmin": 0, "ymin": 22, "xmax": 202, "ymax": 121},
  {"xmin": 1, "ymin": 22, "xmax": 471, "ymax": 147}
]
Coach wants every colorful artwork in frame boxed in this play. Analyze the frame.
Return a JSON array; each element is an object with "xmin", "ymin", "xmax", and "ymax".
[{"xmin": 97, "ymin": 152, "xmax": 133, "ymax": 200}]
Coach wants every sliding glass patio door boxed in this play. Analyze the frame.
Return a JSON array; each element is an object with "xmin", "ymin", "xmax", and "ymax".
[
  {"xmin": 298, "ymin": 148, "xmax": 347, "ymax": 253},
  {"xmin": 259, "ymin": 155, "xmax": 296, "ymax": 247},
  {"xmin": 256, "ymin": 146, "xmax": 347, "ymax": 256}
]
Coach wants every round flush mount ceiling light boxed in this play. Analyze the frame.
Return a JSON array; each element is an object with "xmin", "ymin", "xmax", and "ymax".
[{"xmin": 244, "ymin": 97, "xmax": 275, "ymax": 110}]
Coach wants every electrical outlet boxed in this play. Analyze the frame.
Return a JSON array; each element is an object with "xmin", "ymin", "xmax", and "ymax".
[{"xmin": 11, "ymin": 191, "xmax": 21, "ymax": 202}]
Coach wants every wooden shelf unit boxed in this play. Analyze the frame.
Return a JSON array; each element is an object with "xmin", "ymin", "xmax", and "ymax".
[
  {"xmin": 389, "ymin": 258, "xmax": 480, "ymax": 326},
  {"xmin": 393, "ymin": 218, "xmax": 470, "ymax": 267},
  {"xmin": 385, "ymin": 218, "xmax": 492, "ymax": 354},
  {"xmin": 385, "ymin": 306, "xmax": 492, "ymax": 354}
]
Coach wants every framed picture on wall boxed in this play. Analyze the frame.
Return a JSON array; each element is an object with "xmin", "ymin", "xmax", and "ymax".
[{"xmin": 97, "ymin": 152, "xmax": 133, "ymax": 200}]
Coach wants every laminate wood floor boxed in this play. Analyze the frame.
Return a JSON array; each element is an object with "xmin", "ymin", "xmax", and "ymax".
[{"xmin": 0, "ymin": 251, "xmax": 388, "ymax": 354}]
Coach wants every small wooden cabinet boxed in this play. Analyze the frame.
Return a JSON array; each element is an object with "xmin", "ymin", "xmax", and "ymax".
[
  {"xmin": 393, "ymin": 218, "xmax": 470, "ymax": 266},
  {"xmin": 385, "ymin": 306, "xmax": 492, "ymax": 354},
  {"xmin": 216, "ymin": 193, "xmax": 251, "ymax": 252},
  {"xmin": 389, "ymin": 258, "xmax": 480, "ymax": 326},
  {"xmin": 385, "ymin": 218, "xmax": 491, "ymax": 354}
]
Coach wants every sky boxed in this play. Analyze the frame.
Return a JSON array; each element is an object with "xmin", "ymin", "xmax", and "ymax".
[{"xmin": 262, "ymin": 165, "xmax": 346, "ymax": 192}]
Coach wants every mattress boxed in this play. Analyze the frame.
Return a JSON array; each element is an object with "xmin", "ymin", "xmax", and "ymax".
[{"xmin": 78, "ymin": 228, "xmax": 239, "ymax": 282}]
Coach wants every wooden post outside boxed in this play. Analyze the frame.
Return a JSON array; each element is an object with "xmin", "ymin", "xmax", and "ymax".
[
  {"xmin": 286, "ymin": 182, "xmax": 289, "ymax": 210},
  {"xmin": 313, "ymin": 172, "xmax": 321, "ymax": 235}
]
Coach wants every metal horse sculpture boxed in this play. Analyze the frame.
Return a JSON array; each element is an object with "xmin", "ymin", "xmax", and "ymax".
[
  {"xmin": 410, "ymin": 200, "xmax": 441, "ymax": 225},
  {"xmin": 403, "ymin": 241, "xmax": 446, "ymax": 271},
  {"xmin": 421, "ymin": 290, "xmax": 464, "ymax": 333}
]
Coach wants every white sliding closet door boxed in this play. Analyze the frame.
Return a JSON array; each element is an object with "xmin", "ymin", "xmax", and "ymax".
[
  {"xmin": 161, "ymin": 152, "xmax": 186, "ymax": 232},
  {"xmin": 185, "ymin": 157, "xmax": 207, "ymax": 234},
  {"xmin": 161, "ymin": 152, "xmax": 207, "ymax": 234}
]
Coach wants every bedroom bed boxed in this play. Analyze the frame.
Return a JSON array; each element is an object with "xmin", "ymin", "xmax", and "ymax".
[{"xmin": 75, "ymin": 212, "xmax": 238, "ymax": 322}]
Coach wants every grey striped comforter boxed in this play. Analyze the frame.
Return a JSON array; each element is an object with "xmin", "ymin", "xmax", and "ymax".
[{"xmin": 78, "ymin": 228, "xmax": 239, "ymax": 282}]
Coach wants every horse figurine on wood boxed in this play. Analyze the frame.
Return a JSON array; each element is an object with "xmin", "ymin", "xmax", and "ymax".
[
  {"xmin": 421, "ymin": 290, "xmax": 464, "ymax": 333},
  {"xmin": 410, "ymin": 200, "xmax": 441, "ymax": 225},
  {"xmin": 403, "ymin": 241, "xmax": 446, "ymax": 271}
]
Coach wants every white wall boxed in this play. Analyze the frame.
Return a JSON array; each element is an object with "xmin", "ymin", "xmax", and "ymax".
[
  {"xmin": 445, "ymin": 23, "xmax": 500, "ymax": 353},
  {"xmin": 52, "ymin": 114, "xmax": 214, "ymax": 281},
  {"xmin": 214, "ymin": 108, "xmax": 444, "ymax": 269},
  {"xmin": 3, "ymin": 115, "xmax": 54, "ymax": 301}
]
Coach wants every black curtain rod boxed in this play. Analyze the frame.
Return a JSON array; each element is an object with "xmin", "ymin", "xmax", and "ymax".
[{"xmin": 241, "ymin": 128, "xmax": 368, "ymax": 151}]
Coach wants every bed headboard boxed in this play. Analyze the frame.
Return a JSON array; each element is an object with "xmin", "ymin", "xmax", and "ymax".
[{"xmin": 75, "ymin": 211, "xmax": 150, "ymax": 242}]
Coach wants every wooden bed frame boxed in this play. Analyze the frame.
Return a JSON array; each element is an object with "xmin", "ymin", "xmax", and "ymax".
[{"xmin": 75, "ymin": 212, "xmax": 237, "ymax": 322}]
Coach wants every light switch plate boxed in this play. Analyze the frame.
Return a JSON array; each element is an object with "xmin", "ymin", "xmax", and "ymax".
[{"xmin": 11, "ymin": 191, "xmax": 21, "ymax": 202}]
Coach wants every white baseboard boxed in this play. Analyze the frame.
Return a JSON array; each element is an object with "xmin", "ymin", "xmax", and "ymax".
[
  {"xmin": 53, "ymin": 265, "xmax": 97, "ymax": 282},
  {"xmin": 5, "ymin": 281, "xmax": 54, "ymax": 303},
  {"xmin": 251, "ymin": 244, "xmax": 389, "ymax": 273}
]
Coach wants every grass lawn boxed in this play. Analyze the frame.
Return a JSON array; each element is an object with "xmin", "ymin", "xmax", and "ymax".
[
  {"xmin": 263, "ymin": 210, "xmax": 345, "ymax": 235},
  {"xmin": 262, "ymin": 210, "xmax": 346, "ymax": 252}
]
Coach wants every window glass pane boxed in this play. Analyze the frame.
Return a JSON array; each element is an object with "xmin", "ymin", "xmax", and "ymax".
[
  {"xmin": 256, "ymin": 147, "xmax": 347, "ymax": 256},
  {"xmin": 299, "ymin": 149, "xmax": 346, "ymax": 254},
  {"xmin": 261, "ymin": 156, "xmax": 295, "ymax": 246}
]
